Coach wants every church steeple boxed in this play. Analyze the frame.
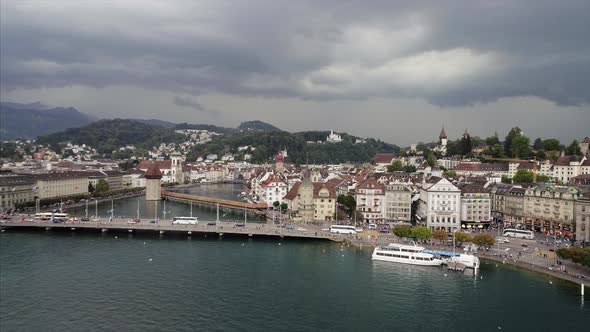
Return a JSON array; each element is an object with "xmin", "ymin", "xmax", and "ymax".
[
  {"xmin": 463, "ymin": 128, "xmax": 470, "ymax": 139},
  {"xmin": 439, "ymin": 126, "xmax": 447, "ymax": 140}
]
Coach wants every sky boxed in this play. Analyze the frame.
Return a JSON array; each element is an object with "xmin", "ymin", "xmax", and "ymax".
[{"xmin": 1, "ymin": 0, "xmax": 589, "ymax": 146}]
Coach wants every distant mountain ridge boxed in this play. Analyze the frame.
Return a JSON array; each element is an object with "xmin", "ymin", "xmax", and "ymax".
[{"xmin": 0, "ymin": 102, "xmax": 96, "ymax": 140}]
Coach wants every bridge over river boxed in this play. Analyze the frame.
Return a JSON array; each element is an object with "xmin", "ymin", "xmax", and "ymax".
[
  {"xmin": 161, "ymin": 190, "xmax": 267, "ymax": 214},
  {"xmin": 0, "ymin": 218, "xmax": 346, "ymax": 243}
]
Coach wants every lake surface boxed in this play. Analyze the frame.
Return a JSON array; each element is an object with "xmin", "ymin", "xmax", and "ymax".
[
  {"xmin": 1, "ymin": 232, "xmax": 588, "ymax": 332},
  {"xmin": 67, "ymin": 184, "xmax": 265, "ymax": 222}
]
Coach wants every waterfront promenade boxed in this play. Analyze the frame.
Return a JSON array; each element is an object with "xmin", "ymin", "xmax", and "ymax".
[
  {"xmin": 0, "ymin": 218, "xmax": 344, "ymax": 242},
  {"xmin": 351, "ymin": 232, "xmax": 590, "ymax": 288}
]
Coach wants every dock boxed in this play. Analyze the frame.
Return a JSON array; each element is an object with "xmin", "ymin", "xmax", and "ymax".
[{"xmin": 446, "ymin": 261, "xmax": 466, "ymax": 272}]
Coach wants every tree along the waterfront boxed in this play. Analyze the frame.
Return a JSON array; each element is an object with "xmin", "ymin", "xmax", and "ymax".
[
  {"xmin": 95, "ymin": 179, "xmax": 110, "ymax": 193},
  {"xmin": 472, "ymin": 234, "xmax": 495, "ymax": 250},
  {"xmin": 337, "ymin": 194, "xmax": 356, "ymax": 217},
  {"xmin": 393, "ymin": 225, "xmax": 413, "ymax": 238},
  {"xmin": 556, "ymin": 247, "xmax": 590, "ymax": 268},
  {"xmin": 454, "ymin": 232, "xmax": 472, "ymax": 244},
  {"xmin": 433, "ymin": 229, "xmax": 448, "ymax": 242},
  {"xmin": 411, "ymin": 226, "xmax": 433, "ymax": 240}
]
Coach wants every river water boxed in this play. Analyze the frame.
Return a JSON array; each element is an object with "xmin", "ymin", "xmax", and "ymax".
[
  {"xmin": 66, "ymin": 184, "xmax": 265, "ymax": 222},
  {"xmin": 1, "ymin": 233, "xmax": 588, "ymax": 331},
  {"xmin": 1, "ymin": 184, "xmax": 589, "ymax": 331}
]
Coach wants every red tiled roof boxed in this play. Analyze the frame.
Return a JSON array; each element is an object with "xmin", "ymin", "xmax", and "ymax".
[
  {"xmin": 371, "ymin": 153, "xmax": 397, "ymax": 164},
  {"xmin": 137, "ymin": 160, "xmax": 172, "ymax": 170},
  {"xmin": 313, "ymin": 182, "xmax": 337, "ymax": 199},
  {"xmin": 284, "ymin": 181, "xmax": 337, "ymax": 200},
  {"xmin": 357, "ymin": 178, "xmax": 385, "ymax": 190},
  {"xmin": 284, "ymin": 182, "xmax": 301, "ymax": 200},
  {"xmin": 460, "ymin": 184, "xmax": 489, "ymax": 194},
  {"xmin": 454, "ymin": 163, "xmax": 508, "ymax": 172},
  {"xmin": 144, "ymin": 162, "xmax": 163, "ymax": 179}
]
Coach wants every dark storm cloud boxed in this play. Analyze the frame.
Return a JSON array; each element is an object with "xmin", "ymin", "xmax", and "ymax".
[
  {"xmin": 1, "ymin": 0, "xmax": 589, "ymax": 106},
  {"xmin": 173, "ymin": 96, "xmax": 205, "ymax": 112}
]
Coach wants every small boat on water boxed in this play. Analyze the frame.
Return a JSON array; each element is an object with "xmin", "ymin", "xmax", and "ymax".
[{"xmin": 372, "ymin": 243, "xmax": 443, "ymax": 266}]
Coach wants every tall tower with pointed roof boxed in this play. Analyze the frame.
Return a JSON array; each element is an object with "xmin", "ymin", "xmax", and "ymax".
[
  {"xmin": 298, "ymin": 168, "xmax": 314, "ymax": 221},
  {"xmin": 439, "ymin": 126, "xmax": 448, "ymax": 147},
  {"xmin": 145, "ymin": 161, "xmax": 163, "ymax": 201},
  {"xmin": 463, "ymin": 128, "xmax": 470, "ymax": 139}
]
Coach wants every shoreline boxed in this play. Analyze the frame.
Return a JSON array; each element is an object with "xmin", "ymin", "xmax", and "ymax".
[
  {"xmin": 342, "ymin": 235, "xmax": 589, "ymax": 288},
  {"xmin": 478, "ymin": 254, "xmax": 589, "ymax": 288}
]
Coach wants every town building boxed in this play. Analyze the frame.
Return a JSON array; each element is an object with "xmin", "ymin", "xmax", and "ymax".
[
  {"xmin": 417, "ymin": 176, "xmax": 461, "ymax": 232},
  {"xmin": 384, "ymin": 184, "xmax": 412, "ymax": 224},
  {"xmin": 259, "ymin": 177, "xmax": 288, "ymax": 205},
  {"xmin": 326, "ymin": 130, "xmax": 342, "ymax": 143},
  {"xmin": 579, "ymin": 137, "xmax": 590, "ymax": 157},
  {"xmin": 355, "ymin": 178, "xmax": 385, "ymax": 224},
  {"xmin": 122, "ymin": 170, "xmax": 146, "ymax": 188},
  {"xmin": 453, "ymin": 163, "xmax": 509, "ymax": 178},
  {"xmin": 31, "ymin": 172, "xmax": 89, "ymax": 200},
  {"xmin": 460, "ymin": 184, "xmax": 491, "ymax": 229},
  {"xmin": 283, "ymin": 171, "xmax": 325, "ymax": 221},
  {"xmin": 552, "ymin": 155, "xmax": 588, "ymax": 184},
  {"xmin": 503, "ymin": 186, "xmax": 526, "ymax": 227},
  {"xmin": 137, "ymin": 156, "xmax": 184, "ymax": 184},
  {"xmin": 371, "ymin": 153, "xmax": 397, "ymax": 167},
  {"xmin": 523, "ymin": 185, "xmax": 579, "ymax": 236},
  {"xmin": 0, "ymin": 175, "xmax": 35, "ymax": 209},
  {"xmin": 574, "ymin": 193, "xmax": 590, "ymax": 244}
]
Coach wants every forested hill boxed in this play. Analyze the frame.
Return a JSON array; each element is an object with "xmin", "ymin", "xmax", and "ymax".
[
  {"xmin": 35, "ymin": 118, "xmax": 399, "ymax": 163},
  {"xmin": 237, "ymin": 120, "xmax": 281, "ymax": 131},
  {"xmin": 187, "ymin": 130, "xmax": 399, "ymax": 164},
  {"xmin": 36, "ymin": 119, "xmax": 185, "ymax": 154}
]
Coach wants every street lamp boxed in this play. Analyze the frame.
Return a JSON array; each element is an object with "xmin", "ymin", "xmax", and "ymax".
[{"xmin": 93, "ymin": 198, "xmax": 98, "ymax": 220}]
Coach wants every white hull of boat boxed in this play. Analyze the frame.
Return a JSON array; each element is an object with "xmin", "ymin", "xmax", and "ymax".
[{"xmin": 371, "ymin": 253, "xmax": 443, "ymax": 266}]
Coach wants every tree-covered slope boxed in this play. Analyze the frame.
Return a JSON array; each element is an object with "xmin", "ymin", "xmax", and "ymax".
[{"xmin": 36, "ymin": 119, "xmax": 184, "ymax": 154}]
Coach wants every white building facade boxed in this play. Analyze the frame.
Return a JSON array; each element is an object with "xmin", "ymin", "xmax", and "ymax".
[{"xmin": 418, "ymin": 177, "xmax": 461, "ymax": 232}]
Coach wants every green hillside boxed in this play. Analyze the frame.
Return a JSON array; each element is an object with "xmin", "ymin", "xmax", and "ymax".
[{"xmin": 36, "ymin": 119, "xmax": 184, "ymax": 154}]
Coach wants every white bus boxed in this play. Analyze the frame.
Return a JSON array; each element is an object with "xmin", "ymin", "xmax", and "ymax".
[
  {"xmin": 35, "ymin": 213, "xmax": 71, "ymax": 221},
  {"xmin": 172, "ymin": 217, "xmax": 199, "ymax": 225},
  {"xmin": 503, "ymin": 228, "xmax": 534, "ymax": 240},
  {"xmin": 329, "ymin": 225, "xmax": 357, "ymax": 235}
]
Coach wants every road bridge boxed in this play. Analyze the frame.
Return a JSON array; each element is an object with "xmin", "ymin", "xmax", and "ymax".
[{"xmin": 0, "ymin": 218, "xmax": 346, "ymax": 243}]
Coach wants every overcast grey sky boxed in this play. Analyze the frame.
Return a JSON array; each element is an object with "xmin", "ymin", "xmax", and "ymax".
[{"xmin": 1, "ymin": 0, "xmax": 588, "ymax": 145}]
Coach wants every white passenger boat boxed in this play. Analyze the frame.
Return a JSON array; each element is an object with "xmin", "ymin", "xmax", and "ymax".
[{"xmin": 372, "ymin": 243, "xmax": 443, "ymax": 266}]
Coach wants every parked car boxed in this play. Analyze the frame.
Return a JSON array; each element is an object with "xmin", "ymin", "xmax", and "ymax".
[
  {"xmin": 496, "ymin": 237, "xmax": 510, "ymax": 243},
  {"xmin": 81, "ymin": 217, "xmax": 90, "ymax": 222},
  {"xmin": 207, "ymin": 222, "xmax": 217, "ymax": 226},
  {"xmin": 149, "ymin": 220, "xmax": 157, "ymax": 224},
  {"xmin": 286, "ymin": 225, "xmax": 295, "ymax": 230}
]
